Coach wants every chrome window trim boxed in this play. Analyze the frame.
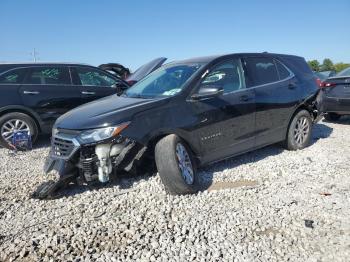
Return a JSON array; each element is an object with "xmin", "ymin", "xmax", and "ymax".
[
  {"xmin": 222, "ymin": 68, "xmax": 295, "ymax": 96},
  {"xmin": 242, "ymin": 56, "xmax": 295, "ymax": 89},
  {"xmin": 220, "ymin": 74, "xmax": 295, "ymax": 96},
  {"xmin": 194, "ymin": 57, "xmax": 295, "ymax": 97},
  {"xmin": 246, "ymin": 74, "xmax": 295, "ymax": 89}
]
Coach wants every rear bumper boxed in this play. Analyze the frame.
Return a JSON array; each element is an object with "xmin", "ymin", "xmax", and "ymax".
[{"xmin": 319, "ymin": 92, "xmax": 350, "ymax": 114}]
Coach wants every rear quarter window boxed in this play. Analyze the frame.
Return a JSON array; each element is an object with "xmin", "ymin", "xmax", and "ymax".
[{"xmin": 275, "ymin": 60, "xmax": 291, "ymax": 80}]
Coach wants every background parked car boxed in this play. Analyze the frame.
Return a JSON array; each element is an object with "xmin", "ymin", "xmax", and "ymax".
[
  {"xmin": 317, "ymin": 70, "xmax": 336, "ymax": 79},
  {"xmin": 98, "ymin": 63, "xmax": 131, "ymax": 79},
  {"xmin": 319, "ymin": 66, "xmax": 350, "ymax": 121},
  {"xmin": 0, "ymin": 63, "xmax": 129, "ymax": 148},
  {"xmin": 0, "ymin": 57, "xmax": 169, "ymax": 148},
  {"xmin": 99, "ymin": 57, "xmax": 167, "ymax": 86},
  {"xmin": 124, "ymin": 57, "xmax": 167, "ymax": 86}
]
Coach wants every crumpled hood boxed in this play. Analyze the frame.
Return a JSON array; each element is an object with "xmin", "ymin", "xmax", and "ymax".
[{"xmin": 55, "ymin": 95, "xmax": 166, "ymax": 130}]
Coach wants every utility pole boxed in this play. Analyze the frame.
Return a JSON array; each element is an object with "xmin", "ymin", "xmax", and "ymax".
[{"xmin": 30, "ymin": 48, "xmax": 39, "ymax": 62}]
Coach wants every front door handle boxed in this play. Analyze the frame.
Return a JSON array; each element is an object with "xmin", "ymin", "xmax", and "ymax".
[
  {"xmin": 240, "ymin": 95, "xmax": 250, "ymax": 102},
  {"xmin": 81, "ymin": 91, "xmax": 96, "ymax": 95},
  {"xmin": 23, "ymin": 91, "xmax": 40, "ymax": 95}
]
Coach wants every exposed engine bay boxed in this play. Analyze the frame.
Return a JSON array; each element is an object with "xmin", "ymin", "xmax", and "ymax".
[{"xmin": 33, "ymin": 131, "xmax": 149, "ymax": 199}]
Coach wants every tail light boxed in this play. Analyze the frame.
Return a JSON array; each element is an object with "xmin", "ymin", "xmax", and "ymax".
[
  {"xmin": 315, "ymin": 78, "xmax": 322, "ymax": 87},
  {"xmin": 319, "ymin": 81, "xmax": 337, "ymax": 88}
]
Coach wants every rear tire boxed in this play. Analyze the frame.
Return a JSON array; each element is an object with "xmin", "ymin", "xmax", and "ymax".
[
  {"xmin": 155, "ymin": 134, "xmax": 199, "ymax": 195},
  {"xmin": 285, "ymin": 110, "xmax": 313, "ymax": 151},
  {"xmin": 0, "ymin": 112, "xmax": 38, "ymax": 149},
  {"xmin": 324, "ymin": 113, "xmax": 341, "ymax": 121}
]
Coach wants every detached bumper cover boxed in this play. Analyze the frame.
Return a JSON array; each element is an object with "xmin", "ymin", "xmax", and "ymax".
[{"xmin": 44, "ymin": 154, "xmax": 76, "ymax": 176}]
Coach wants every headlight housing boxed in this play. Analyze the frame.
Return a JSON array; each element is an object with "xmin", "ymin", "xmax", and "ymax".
[{"xmin": 77, "ymin": 122, "xmax": 130, "ymax": 144}]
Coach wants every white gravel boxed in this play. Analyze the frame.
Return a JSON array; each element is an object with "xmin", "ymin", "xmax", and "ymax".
[{"xmin": 0, "ymin": 118, "xmax": 349, "ymax": 261}]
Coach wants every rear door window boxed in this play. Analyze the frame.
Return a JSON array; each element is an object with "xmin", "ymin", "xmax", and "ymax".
[
  {"xmin": 24, "ymin": 67, "xmax": 71, "ymax": 85},
  {"xmin": 74, "ymin": 67, "xmax": 117, "ymax": 87},
  {"xmin": 244, "ymin": 57, "xmax": 279, "ymax": 87},
  {"xmin": 0, "ymin": 68, "xmax": 28, "ymax": 84}
]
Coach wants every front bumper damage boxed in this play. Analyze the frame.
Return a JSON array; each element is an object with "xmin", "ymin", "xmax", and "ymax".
[{"xmin": 34, "ymin": 132, "xmax": 147, "ymax": 199}]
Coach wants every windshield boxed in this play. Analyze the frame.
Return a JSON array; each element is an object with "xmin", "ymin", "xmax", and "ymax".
[
  {"xmin": 337, "ymin": 67, "xmax": 350, "ymax": 77},
  {"xmin": 124, "ymin": 63, "xmax": 204, "ymax": 98}
]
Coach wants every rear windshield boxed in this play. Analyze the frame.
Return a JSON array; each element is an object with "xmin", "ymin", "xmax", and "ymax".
[{"xmin": 337, "ymin": 67, "xmax": 350, "ymax": 77}]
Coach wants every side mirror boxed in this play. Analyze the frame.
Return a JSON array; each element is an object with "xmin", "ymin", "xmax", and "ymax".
[
  {"xmin": 191, "ymin": 85, "xmax": 224, "ymax": 100},
  {"xmin": 112, "ymin": 82, "xmax": 129, "ymax": 95}
]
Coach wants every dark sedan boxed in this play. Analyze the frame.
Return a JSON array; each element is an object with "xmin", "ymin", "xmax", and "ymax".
[{"xmin": 319, "ymin": 67, "xmax": 350, "ymax": 121}]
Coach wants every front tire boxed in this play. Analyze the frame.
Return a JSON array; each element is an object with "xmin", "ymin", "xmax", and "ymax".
[
  {"xmin": 0, "ymin": 112, "xmax": 38, "ymax": 149},
  {"xmin": 285, "ymin": 110, "xmax": 313, "ymax": 151},
  {"xmin": 155, "ymin": 134, "xmax": 198, "ymax": 195},
  {"xmin": 324, "ymin": 113, "xmax": 341, "ymax": 121}
]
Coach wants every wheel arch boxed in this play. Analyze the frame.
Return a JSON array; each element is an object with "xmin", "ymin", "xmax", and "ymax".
[
  {"xmin": 146, "ymin": 131, "xmax": 199, "ymax": 163},
  {"xmin": 285, "ymin": 101, "xmax": 314, "ymax": 141},
  {"xmin": 0, "ymin": 105, "xmax": 42, "ymax": 132}
]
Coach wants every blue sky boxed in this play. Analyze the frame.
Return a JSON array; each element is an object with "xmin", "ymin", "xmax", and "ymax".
[{"xmin": 1, "ymin": 0, "xmax": 349, "ymax": 70}]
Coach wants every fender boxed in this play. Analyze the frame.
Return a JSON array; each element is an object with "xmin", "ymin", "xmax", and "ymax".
[{"xmin": 142, "ymin": 127, "xmax": 202, "ymax": 159}]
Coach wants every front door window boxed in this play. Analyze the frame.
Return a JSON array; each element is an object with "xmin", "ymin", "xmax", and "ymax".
[{"xmin": 201, "ymin": 59, "xmax": 246, "ymax": 94}]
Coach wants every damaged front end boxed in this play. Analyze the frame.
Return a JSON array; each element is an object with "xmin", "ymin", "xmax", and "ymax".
[{"xmin": 35, "ymin": 123, "xmax": 147, "ymax": 199}]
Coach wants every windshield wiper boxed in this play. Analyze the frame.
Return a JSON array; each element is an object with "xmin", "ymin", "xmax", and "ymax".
[{"xmin": 123, "ymin": 93, "xmax": 150, "ymax": 99}]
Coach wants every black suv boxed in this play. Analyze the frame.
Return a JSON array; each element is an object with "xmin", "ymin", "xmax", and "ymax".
[
  {"xmin": 0, "ymin": 63, "xmax": 129, "ymax": 148},
  {"xmin": 43, "ymin": 53, "xmax": 320, "ymax": 197}
]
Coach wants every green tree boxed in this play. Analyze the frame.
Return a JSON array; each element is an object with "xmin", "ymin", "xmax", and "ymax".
[
  {"xmin": 321, "ymin": 58, "xmax": 335, "ymax": 71},
  {"xmin": 334, "ymin": 62, "xmax": 350, "ymax": 73},
  {"xmin": 308, "ymin": 60, "xmax": 320, "ymax": 72}
]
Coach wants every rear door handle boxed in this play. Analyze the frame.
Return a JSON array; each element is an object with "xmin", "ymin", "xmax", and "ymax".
[
  {"xmin": 23, "ymin": 91, "xmax": 40, "ymax": 95},
  {"xmin": 81, "ymin": 91, "xmax": 96, "ymax": 95},
  {"xmin": 240, "ymin": 95, "xmax": 250, "ymax": 102}
]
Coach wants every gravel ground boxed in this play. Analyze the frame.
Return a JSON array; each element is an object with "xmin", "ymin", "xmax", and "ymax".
[{"xmin": 0, "ymin": 118, "xmax": 349, "ymax": 261}]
